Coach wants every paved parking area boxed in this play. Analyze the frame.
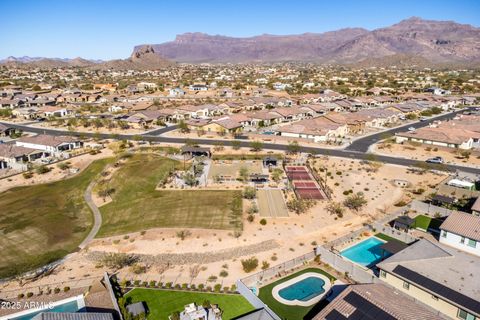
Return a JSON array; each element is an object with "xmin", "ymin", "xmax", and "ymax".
[{"xmin": 258, "ymin": 189, "xmax": 289, "ymax": 217}]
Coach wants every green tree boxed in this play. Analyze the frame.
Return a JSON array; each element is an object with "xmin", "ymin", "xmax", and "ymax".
[
  {"xmin": 287, "ymin": 140, "xmax": 300, "ymax": 154},
  {"xmin": 250, "ymin": 140, "xmax": 263, "ymax": 152}
]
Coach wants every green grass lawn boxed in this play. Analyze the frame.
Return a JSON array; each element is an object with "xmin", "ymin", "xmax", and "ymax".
[
  {"xmin": 0, "ymin": 157, "xmax": 113, "ymax": 278},
  {"xmin": 374, "ymin": 233, "xmax": 407, "ymax": 244},
  {"xmin": 258, "ymin": 268, "xmax": 336, "ymax": 320},
  {"xmin": 414, "ymin": 215, "xmax": 432, "ymax": 230},
  {"xmin": 124, "ymin": 289, "xmax": 254, "ymax": 320},
  {"xmin": 413, "ymin": 214, "xmax": 443, "ymax": 231},
  {"xmin": 98, "ymin": 153, "xmax": 243, "ymax": 237}
]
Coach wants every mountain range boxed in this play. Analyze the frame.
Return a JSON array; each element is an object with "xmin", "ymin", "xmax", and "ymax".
[
  {"xmin": 2, "ymin": 17, "xmax": 480, "ymax": 69},
  {"xmin": 135, "ymin": 17, "xmax": 480, "ymax": 66}
]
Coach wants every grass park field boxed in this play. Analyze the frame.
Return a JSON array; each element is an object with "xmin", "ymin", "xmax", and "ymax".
[
  {"xmin": 124, "ymin": 288, "xmax": 254, "ymax": 320},
  {"xmin": 0, "ymin": 157, "xmax": 113, "ymax": 278},
  {"xmin": 98, "ymin": 153, "xmax": 243, "ymax": 237}
]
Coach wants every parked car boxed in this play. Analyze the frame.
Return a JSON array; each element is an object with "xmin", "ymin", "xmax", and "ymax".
[
  {"xmin": 426, "ymin": 157, "xmax": 444, "ymax": 164},
  {"xmin": 408, "ymin": 127, "xmax": 416, "ymax": 131}
]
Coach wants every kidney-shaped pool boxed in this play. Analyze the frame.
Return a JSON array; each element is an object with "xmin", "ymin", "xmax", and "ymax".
[{"xmin": 272, "ymin": 272, "xmax": 332, "ymax": 306}]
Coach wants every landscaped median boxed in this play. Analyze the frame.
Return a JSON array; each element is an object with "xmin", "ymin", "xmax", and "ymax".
[
  {"xmin": 257, "ymin": 267, "xmax": 336, "ymax": 320},
  {"xmin": 122, "ymin": 288, "xmax": 254, "ymax": 320}
]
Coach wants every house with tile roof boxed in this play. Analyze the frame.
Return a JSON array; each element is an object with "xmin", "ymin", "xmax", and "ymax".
[
  {"xmin": 395, "ymin": 127, "xmax": 479, "ymax": 149},
  {"xmin": 377, "ymin": 239, "xmax": 480, "ymax": 320},
  {"xmin": 439, "ymin": 211, "xmax": 480, "ymax": 256},
  {"xmin": 312, "ymin": 283, "xmax": 443, "ymax": 320}
]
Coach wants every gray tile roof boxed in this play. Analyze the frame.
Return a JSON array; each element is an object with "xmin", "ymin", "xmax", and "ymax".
[{"xmin": 232, "ymin": 308, "xmax": 277, "ymax": 320}]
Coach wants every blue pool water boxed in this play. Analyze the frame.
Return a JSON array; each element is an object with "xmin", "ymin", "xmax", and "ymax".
[
  {"xmin": 278, "ymin": 276, "xmax": 326, "ymax": 301},
  {"xmin": 340, "ymin": 237, "xmax": 391, "ymax": 267},
  {"xmin": 8, "ymin": 300, "xmax": 81, "ymax": 320}
]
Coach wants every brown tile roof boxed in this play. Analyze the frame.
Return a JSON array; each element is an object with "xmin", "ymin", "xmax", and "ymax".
[
  {"xmin": 313, "ymin": 283, "xmax": 441, "ymax": 320},
  {"xmin": 440, "ymin": 211, "xmax": 480, "ymax": 241},
  {"xmin": 18, "ymin": 134, "xmax": 79, "ymax": 147},
  {"xmin": 472, "ymin": 197, "xmax": 480, "ymax": 213},
  {"xmin": 397, "ymin": 127, "xmax": 478, "ymax": 145},
  {"xmin": 0, "ymin": 144, "xmax": 41, "ymax": 158},
  {"xmin": 213, "ymin": 118, "xmax": 242, "ymax": 130}
]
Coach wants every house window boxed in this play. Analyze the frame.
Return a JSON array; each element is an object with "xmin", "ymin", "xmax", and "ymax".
[
  {"xmin": 403, "ymin": 281, "xmax": 410, "ymax": 290},
  {"xmin": 441, "ymin": 230, "xmax": 447, "ymax": 238},
  {"xmin": 467, "ymin": 239, "xmax": 477, "ymax": 248},
  {"xmin": 457, "ymin": 308, "xmax": 476, "ymax": 320},
  {"xmin": 460, "ymin": 237, "xmax": 465, "ymax": 244},
  {"xmin": 380, "ymin": 270, "xmax": 387, "ymax": 278}
]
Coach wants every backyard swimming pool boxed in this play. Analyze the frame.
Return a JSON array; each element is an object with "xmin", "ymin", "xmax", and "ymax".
[
  {"xmin": 271, "ymin": 272, "xmax": 331, "ymax": 306},
  {"xmin": 340, "ymin": 237, "xmax": 391, "ymax": 268},
  {"xmin": 6, "ymin": 296, "xmax": 84, "ymax": 320},
  {"xmin": 278, "ymin": 276, "xmax": 325, "ymax": 302}
]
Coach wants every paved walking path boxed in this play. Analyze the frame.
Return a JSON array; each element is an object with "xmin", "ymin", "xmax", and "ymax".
[{"xmin": 79, "ymin": 180, "xmax": 102, "ymax": 249}]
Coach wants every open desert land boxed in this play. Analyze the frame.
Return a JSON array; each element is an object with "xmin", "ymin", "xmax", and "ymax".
[
  {"xmin": 372, "ymin": 139, "xmax": 480, "ymax": 168},
  {"xmin": 0, "ymin": 157, "xmax": 114, "ymax": 279}
]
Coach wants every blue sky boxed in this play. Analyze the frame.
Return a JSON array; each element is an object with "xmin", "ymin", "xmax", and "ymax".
[{"xmin": 1, "ymin": 0, "xmax": 479, "ymax": 60}]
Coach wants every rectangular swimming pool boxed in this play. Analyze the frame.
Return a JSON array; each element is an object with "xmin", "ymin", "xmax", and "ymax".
[
  {"xmin": 340, "ymin": 237, "xmax": 391, "ymax": 268},
  {"xmin": 5, "ymin": 296, "xmax": 84, "ymax": 320}
]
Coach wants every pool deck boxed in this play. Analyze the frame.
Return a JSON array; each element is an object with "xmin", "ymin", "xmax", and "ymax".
[{"xmin": 271, "ymin": 272, "xmax": 331, "ymax": 307}]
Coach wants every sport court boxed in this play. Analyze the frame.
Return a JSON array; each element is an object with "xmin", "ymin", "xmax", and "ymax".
[
  {"xmin": 257, "ymin": 189, "xmax": 289, "ymax": 217},
  {"xmin": 285, "ymin": 165, "xmax": 325, "ymax": 200}
]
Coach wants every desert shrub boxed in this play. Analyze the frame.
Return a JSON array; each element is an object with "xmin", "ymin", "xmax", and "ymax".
[
  {"xmin": 243, "ymin": 186, "xmax": 256, "ymax": 199},
  {"xmin": 262, "ymin": 261, "xmax": 270, "ymax": 270},
  {"xmin": 241, "ymin": 257, "xmax": 259, "ymax": 273},
  {"xmin": 219, "ymin": 270, "xmax": 228, "ymax": 277},
  {"xmin": 35, "ymin": 165, "xmax": 51, "ymax": 174},
  {"xmin": 101, "ymin": 253, "xmax": 136, "ymax": 269},
  {"xmin": 27, "ymin": 292, "xmax": 34, "ymax": 298},
  {"xmin": 23, "ymin": 171, "xmax": 33, "ymax": 179},
  {"xmin": 247, "ymin": 214, "xmax": 255, "ymax": 223},
  {"xmin": 63, "ymin": 287, "xmax": 70, "ymax": 292}
]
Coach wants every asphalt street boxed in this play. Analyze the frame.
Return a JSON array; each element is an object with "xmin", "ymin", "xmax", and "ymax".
[{"xmin": 1, "ymin": 108, "xmax": 479, "ymax": 175}]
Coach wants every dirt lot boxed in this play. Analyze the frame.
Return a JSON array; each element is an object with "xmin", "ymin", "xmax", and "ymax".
[
  {"xmin": 372, "ymin": 141, "xmax": 480, "ymax": 168},
  {"xmin": 208, "ymin": 160, "xmax": 264, "ymax": 181}
]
